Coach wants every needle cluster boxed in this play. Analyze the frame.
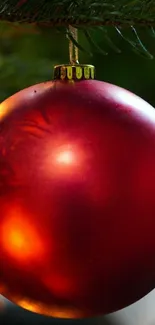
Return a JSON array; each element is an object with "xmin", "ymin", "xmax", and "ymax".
[{"xmin": 0, "ymin": 0, "xmax": 155, "ymax": 27}]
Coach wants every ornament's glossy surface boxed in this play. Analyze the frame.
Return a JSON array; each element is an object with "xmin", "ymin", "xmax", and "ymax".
[{"xmin": 0, "ymin": 80, "xmax": 155, "ymax": 318}]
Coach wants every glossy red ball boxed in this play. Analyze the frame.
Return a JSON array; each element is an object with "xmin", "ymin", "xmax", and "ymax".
[{"xmin": 0, "ymin": 79, "xmax": 155, "ymax": 318}]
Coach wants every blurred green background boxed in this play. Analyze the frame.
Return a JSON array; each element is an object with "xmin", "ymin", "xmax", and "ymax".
[{"xmin": 0, "ymin": 23, "xmax": 155, "ymax": 106}]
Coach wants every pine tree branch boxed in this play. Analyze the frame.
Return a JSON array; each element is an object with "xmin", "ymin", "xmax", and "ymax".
[{"xmin": 0, "ymin": 0, "xmax": 155, "ymax": 27}]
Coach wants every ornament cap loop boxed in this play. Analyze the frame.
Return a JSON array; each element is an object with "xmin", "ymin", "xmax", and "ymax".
[{"xmin": 54, "ymin": 64, "xmax": 96, "ymax": 81}]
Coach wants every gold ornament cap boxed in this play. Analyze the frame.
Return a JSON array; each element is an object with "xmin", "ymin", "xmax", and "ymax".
[{"xmin": 54, "ymin": 64, "xmax": 95, "ymax": 81}]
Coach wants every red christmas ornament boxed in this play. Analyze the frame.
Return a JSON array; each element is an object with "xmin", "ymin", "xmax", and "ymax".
[{"xmin": 1, "ymin": 61, "xmax": 155, "ymax": 319}]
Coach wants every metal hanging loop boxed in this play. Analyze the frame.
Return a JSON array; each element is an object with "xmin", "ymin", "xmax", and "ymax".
[
  {"xmin": 68, "ymin": 25, "xmax": 79, "ymax": 65},
  {"xmin": 54, "ymin": 25, "xmax": 95, "ymax": 81}
]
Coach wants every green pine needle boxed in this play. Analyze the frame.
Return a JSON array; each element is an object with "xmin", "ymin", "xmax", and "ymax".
[
  {"xmin": 0, "ymin": 0, "xmax": 155, "ymax": 59},
  {"xmin": 0, "ymin": 0, "xmax": 155, "ymax": 27}
]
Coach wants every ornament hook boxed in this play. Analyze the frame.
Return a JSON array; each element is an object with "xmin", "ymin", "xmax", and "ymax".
[
  {"xmin": 53, "ymin": 25, "xmax": 95, "ymax": 81},
  {"xmin": 68, "ymin": 25, "xmax": 79, "ymax": 65}
]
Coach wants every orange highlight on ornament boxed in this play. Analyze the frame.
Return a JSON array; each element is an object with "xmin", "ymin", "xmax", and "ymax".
[{"xmin": 1, "ymin": 207, "xmax": 44, "ymax": 262}]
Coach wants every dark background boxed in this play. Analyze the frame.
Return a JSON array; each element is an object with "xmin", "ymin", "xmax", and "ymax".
[{"xmin": 0, "ymin": 23, "xmax": 155, "ymax": 325}]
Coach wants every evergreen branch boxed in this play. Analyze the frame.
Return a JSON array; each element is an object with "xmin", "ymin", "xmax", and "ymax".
[{"xmin": 0, "ymin": 0, "xmax": 155, "ymax": 27}]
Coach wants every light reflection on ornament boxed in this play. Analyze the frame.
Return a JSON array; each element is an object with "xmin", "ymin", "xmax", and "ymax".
[
  {"xmin": 1, "ymin": 206, "xmax": 44, "ymax": 263},
  {"xmin": 17, "ymin": 297, "xmax": 82, "ymax": 319},
  {"xmin": 56, "ymin": 149, "xmax": 75, "ymax": 165},
  {"xmin": 43, "ymin": 142, "xmax": 85, "ymax": 180}
]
